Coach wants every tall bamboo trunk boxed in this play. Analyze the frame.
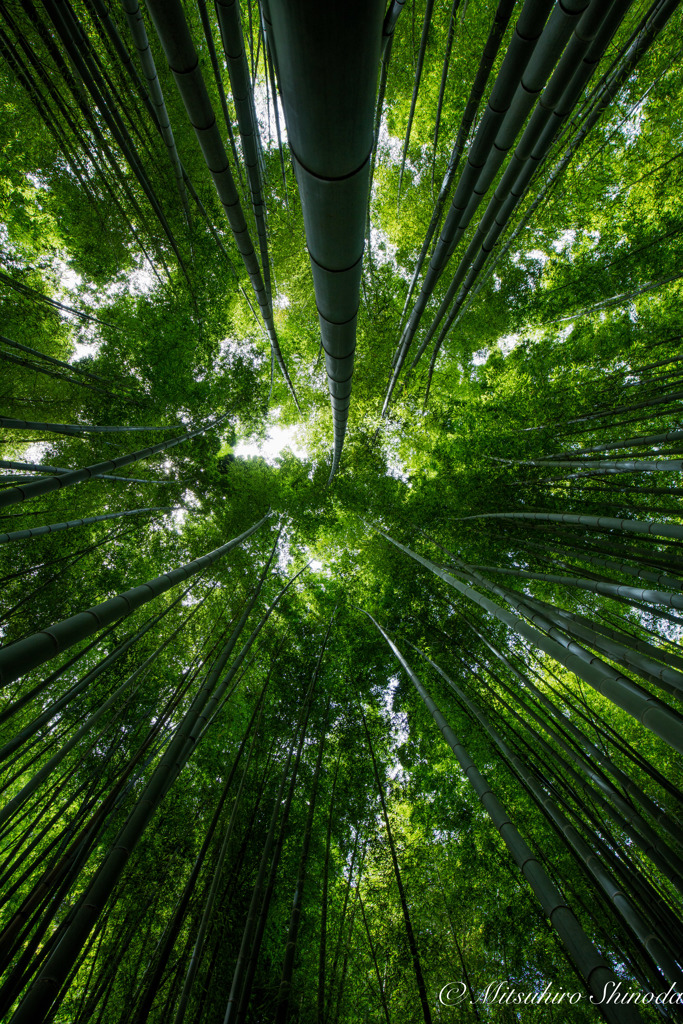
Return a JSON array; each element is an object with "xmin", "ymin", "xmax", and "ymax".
[
  {"xmin": 266, "ymin": 0, "xmax": 384, "ymax": 478},
  {"xmin": 362, "ymin": 710, "xmax": 433, "ymax": 1024}
]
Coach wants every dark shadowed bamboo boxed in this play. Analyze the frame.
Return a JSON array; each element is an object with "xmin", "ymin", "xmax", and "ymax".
[
  {"xmin": 362, "ymin": 709, "xmax": 432, "ymax": 1024},
  {"xmin": 168, "ymin": 682, "xmax": 268, "ymax": 1024},
  {"xmin": 232, "ymin": 615, "xmax": 334, "ymax": 1022},
  {"xmin": 397, "ymin": 0, "xmax": 435, "ymax": 201},
  {"xmin": 327, "ymin": 833, "xmax": 363, "ymax": 1023},
  {"xmin": 120, "ymin": 0, "xmax": 190, "ymax": 220},
  {"xmin": 380, "ymin": 531, "xmax": 683, "ymax": 754},
  {"xmin": 221, "ymin": 740, "xmax": 297, "ymax": 1024},
  {"xmin": 357, "ymin": 893, "xmax": 392, "ymax": 1024},
  {"xmin": 215, "ymin": 0, "xmax": 272, "ymax": 303},
  {"xmin": 0, "ymin": 511, "xmax": 270, "ymax": 686},
  {"xmin": 0, "ymin": 411, "xmax": 230, "ymax": 511},
  {"xmin": 8, "ymin": 542, "xmax": 293, "ymax": 1024},
  {"xmin": 0, "ymin": 505, "xmax": 172, "ymax": 546},
  {"xmin": 397, "ymin": 0, "xmax": 516, "ymax": 334},
  {"xmin": 317, "ymin": 755, "xmax": 340, "ymax": 1024},
  {"xmin": 145, "ymin": 0, "xmax": 299, "ymax": 410},
  {"xmin": 273, "ymin": 719, "xmax": 327, "ymax": 1022}
]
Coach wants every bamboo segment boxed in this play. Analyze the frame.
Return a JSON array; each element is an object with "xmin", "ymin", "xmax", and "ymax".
[{"xmin": 266, "ymin": 0, "xmax": 384, "ymax": 479}]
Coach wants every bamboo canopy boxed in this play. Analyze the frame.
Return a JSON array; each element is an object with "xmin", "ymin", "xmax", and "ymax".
[{"xmin": 1, "ymin": 1, "xmax": 682, "ymax": 1021}]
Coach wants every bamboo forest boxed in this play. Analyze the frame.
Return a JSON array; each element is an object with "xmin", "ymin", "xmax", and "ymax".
[{"xmin": 2, "ymin": 0, "xmax": 683, "ymax": 1020}]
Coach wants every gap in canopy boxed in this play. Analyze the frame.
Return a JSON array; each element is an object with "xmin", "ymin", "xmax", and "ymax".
[{"xmin": 232, "ymin": 406, "xmax": 306, "ymax": 465}]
